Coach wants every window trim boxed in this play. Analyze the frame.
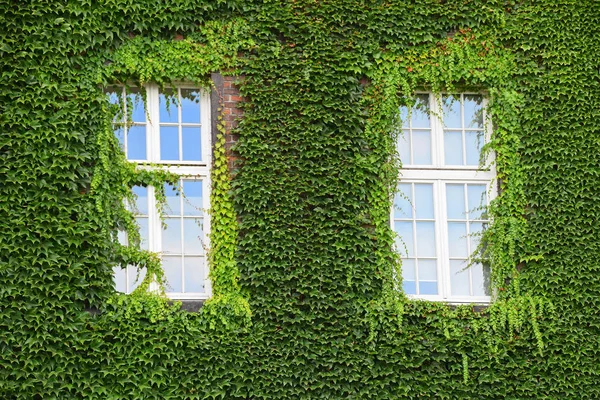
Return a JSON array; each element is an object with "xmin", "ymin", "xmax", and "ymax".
[{"xmin": 394, "ymin": 92, "xmax": 495, "ymax": 304}]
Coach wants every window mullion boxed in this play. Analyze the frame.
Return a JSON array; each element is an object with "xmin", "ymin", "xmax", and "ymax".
[
  {"xmin": 463, "ymin": 183, "xmax": 473, "ymax": 296},
  {"xmin": 437, "ymin": 181, "xmax": 451, "ymax": 299},
  {"xmin": 148, "ymin": 84, "xmax": 160, "ymax": 162},
  {"xmin": 410, "ymin": 183, "xmax": 419, "ymax": 295},
  {"xmin": 178, "ymin": 88, "xmax": 183, "ymax": 162}
]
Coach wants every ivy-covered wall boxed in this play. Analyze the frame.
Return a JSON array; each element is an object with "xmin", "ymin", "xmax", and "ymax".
[{"xmin": 1, "ymin": 0, "xmax": 600, "ymax": 398}]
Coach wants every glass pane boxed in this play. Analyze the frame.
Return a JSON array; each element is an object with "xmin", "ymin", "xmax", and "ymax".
[
  {"xmin": 183, "ymin": 218, "xmax": 203, "ymax": 253},
  {"xmin": 132, "ymin": 186, "xmax": 148, "ymax": 215},
  {"xmin": 416, "ymin": 222, "xmax": 435, "ymax": 257},
  {"xmin": 163, "ymin": 218, "xmax": 182, "ymax": 254},
  {"xmin": 183, "ymin": 180, "xmax": 203, "ymax": 216},
  {"xmin": 159, "ymin": 88, "xmax": 178, "ymax": 123},
  {"xmin": 442, "ymin": 95, "xmax": 461, "ymax": 128},
  {"xmin": 412, "ymin": 130, "xmax": 432, "ymax": 165},
  {"xmin": 160, "ymin": 126, "xmax": 179, "ymax": 161},
  {"xmin": 181, "ymin": 89, "xmax": 201, "ymax": 123},
  {"xmin": 114, "ymin": 126, "xmax": 124, "ymax": 150},
  {"xmin": 164, "ymin": 183, "xmax": 181, "ymax": 216},
  {"xmin": 444, "ymin": 130, "xmax": 463, "ymax": 165},
  {"xmin": 136, "ymin": 217, "xmax": 149, "ymax": 250},
  {"xmin": 182, "ymin": 127, "xmax": 202, "ymax": 161},
  {"xmin": 128, "ymin": 266, "xmax": 146, "ymax": 292},
  {"xmin": 398, "ymin": 131, "xmax": 410, "ymax": 164},
  {"xmin": 467, "ymin": 184, "xmax": 487, "ymax": 220},
  {"xmin": 127, "ymin": 125, "xmax": 146, "ymax": 160},
  {"xmin": 446, "ymin": 184, "xmax": 466, "ymax": 220},
  {"xmin": 414, "ymin": 184, "xmax": 433, "ymax": 219},
  {"xmin": 411, "ymin": 94, "xmax": 430, "ymax": 128},
  {"xmin": 107, "ymin": 89, "xmax": 120, "ymax": 105},
  {"xmin": 113, "ymin": 266, "xmax": 127, "ymax": 292},
  {"xmin": 127, "ymin": 89, "xmax": 145, "ymax": 123},
  {"xmin": 399, "ymin": 106, "xmax": 409, "ymax": 128},
  {"xmin": 419, "ymin": 281, "xmax": 438, "ymax": 295},
  {"xmin": 403, "ymin": 280, "xmax": 417, "ymax": 295},
  {"xmin": 117, "ymin": 230, "xmax": 127, "ymax": 245},
  {"xmin": 450, "ymin": 260, "xmax": 470, "ymax": 296},
  {"xmin": 447, "ymin": 222, "xmax": 467, "ymax": 258},
  {"xmin": 394, "ymin": 185, "xmax": 412, "ymax": 219},
  {"xmin": 395, "ymin": 221, "xmax": 414, "ymax": 257},
  {"xmin": 464, "ymin": 95, "xmax": 483, "ymax": 128},
  {"xmin": 184, "ymin": 257, "xmax": 205, "ymax": 292},
  {"xmin": 465, "ymin": 130, "xmax": 483, "ymax": 166},
  {"xmin": 471, "ymin": 263, "xmax": 490, "ymax": 296},
  {"xmin": 419, "ymin": 259, "xmax": 437, "ymax": 281},
  {"xmin": 163, "ymin": 256, "xmax": 182, "ymax": 293},
  {"xmin": 469, "ymin": 222, "xmax": 484, "ymax": 250},
  {"xmin": 402, "ymin": 259, "xmax": 416, "ymax": 280}
]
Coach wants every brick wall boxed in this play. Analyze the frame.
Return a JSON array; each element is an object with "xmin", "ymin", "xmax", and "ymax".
[{"xmin": 211, "ymin": 73, "xmax": 244, "ymax": 172}]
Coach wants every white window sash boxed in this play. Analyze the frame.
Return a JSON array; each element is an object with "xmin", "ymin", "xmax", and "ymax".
[{"xmin": 395, "ymin": 93, "xmax": 495, "ymax": 303}]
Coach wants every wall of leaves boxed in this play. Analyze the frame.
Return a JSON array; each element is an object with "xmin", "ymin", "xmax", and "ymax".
[{"xmin": 1, "ymin": 0, "xmax": 599, "ymax": 398}]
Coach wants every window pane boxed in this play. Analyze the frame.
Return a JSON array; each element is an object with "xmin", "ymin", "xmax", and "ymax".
[
  {"xmin": 402, "ymin": 258, "xmax": 416, "ymax": 280},
  {"xmin": 469, "ymin": 222, "xmax": 484, "ymax": 250},
  {"xmin": 467, "ymin": 184, "xmax": 487, "ymax": 220},
  {"xmin": 444, "ymin": 130, "xmax": 463, "ymax": 165},
  {"xmin": 164, "ymin": 183, "xmax": 181, "ymax": 216},
  {"xmin": 127, "ymin": 89, "xmax": 145, "ymax": 123},
  {"xmin": 114, "ymin": 126, "xmax": 124, "ymax": 150},
  {"xmin": 184, "ymin": 257, "xmax": 205, "ymax": 292},
  {"xmin": 182, "ymin": 127, "xmax": 202, "ymax": 161},
  {"xmin": 160, "ymin": 126, "xmax": 179, "ymax": 161},
  {"xmin": 127, "ymin": 125, "xmax": 146, "ymax": 160},
  {"xmin": 107, "ymin": 88, "xmax": 120, "ymax": 105},
  {"xmin": 394, "ymin": 185, "xmax": 412, "ymax": 219},
  {"xmin": 395, "ymin": 221, "xmax": 414, "ymax": 257},
  {"xmin": 114, "ymin": 266, "xmax": 127, "ymax": 292},
  {"xmin": 419, "ymin": 259, "xmax": 437, "ymax": 281},
  {"xmin": 411, "ymin": 94, "xmax": 430, "ymax": 128},
  {"xmin": 132, "ymin": 186, "xmax": 148, "ymax": 215},
  {"xmin": 447, "ymin": 222, "xmax": 467, "ymax": 258},
  {"xmin": 419, "ymin": 281, "xmax": 438, "ymax": 295},
  {"xmin": 471, "ymin": 263, "xmax": 490, "ymax": 296},
  {"xmin": 136, "ymin": 217, "xmax": 149, "ymax": 250},
  {"xmin": 412, "ymin": 130, "xmax": 432, "ymax": 165},
  {"xmin": 159, "ymin": 88, "xmax": 178, "ymax": 123},
  {"xmin": 183, "ymin": 218, "xmax": 203, "ymax": 253},
  {"xmin": 183, "ymin": 180, "xmax": 203, "ymax": 216},
  {"xmin": 163, "ymin": 256, "xmax": 182, "ymax": 293},
  {"xmin": 414, "ymin": 183, "xmax": 433, "ymax": 219},
  {"xmin": 403, "ymin": 280, "xmax": 417, "ymax": 294},
  {"xmin": 117, "ymin": 230, "xmax": 127, "ymax": 245},
  {"xmin": 128, "ymin": 266, "xmax": 146, "ymax": 292},
  {"xmin": 398, "ymin": 131, "xmax": 411, "ymax": 164},
  {"xmin": 181, "ymin": 89, "xmax": 201, "ymax": 123},
  {"xmin": 450, "ymin": 260, "xmax": 470, "ymax": 296},
  {"xmin": 446, "ymin": 184, "xmax": 465, "ymax": 220},
  {"xmin": 416, "ymin": 222, "xmax": 435, "ymax": 257},
  {"xmin": 442, "ymin": 95, "xmax": 461, "ymax": 128},
  {"xmin": 399, "ymin": 106, "xmax": 409, "ymax": 128},
  {"xmin": 163, "ymin": 218, "xmax": 182, "ymax": 254},
  {"xmin": 464, "ymin": 95, "xmax": 483, "ymax": 128},
  {"xmin": 465, "ymin": 130, "xmax": 483, "ymax": 166}
]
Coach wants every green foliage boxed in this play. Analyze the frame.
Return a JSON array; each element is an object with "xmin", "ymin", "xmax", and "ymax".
[{"xmin": 1, "ymin": 0, "xmax": 600, "ymax": 398}]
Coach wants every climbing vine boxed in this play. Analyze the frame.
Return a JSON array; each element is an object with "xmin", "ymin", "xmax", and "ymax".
[{"xmin": 1, "ymin": 1, "xmax": 598, "ymax": 398}]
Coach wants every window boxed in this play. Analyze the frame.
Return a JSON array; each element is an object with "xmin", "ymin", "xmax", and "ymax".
[
  {"xmin": 393, "ymin": 93, "xmax": 494, "ymax": 303},
  {"xmin": 108, "ymin": 84, "xmax": 212, "ymax": 300}
]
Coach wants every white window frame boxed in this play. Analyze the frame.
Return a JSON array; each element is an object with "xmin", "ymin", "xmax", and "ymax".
[
  {"xmin": 394, "ymin": 92, "xmax": 495, "ymax": 304},
  {"xmin": 113, "ymin": 83, "xmax": 212, "ymax": 300}
]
